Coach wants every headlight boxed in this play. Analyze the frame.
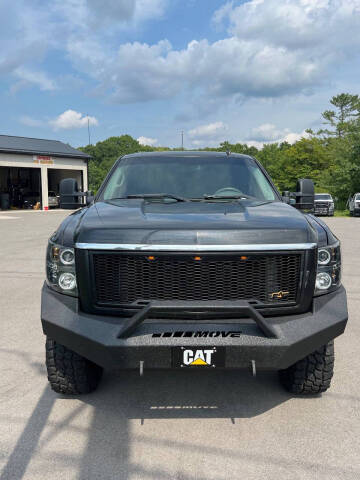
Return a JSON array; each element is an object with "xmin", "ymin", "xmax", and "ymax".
[
  {"xmin": 314, "ymin": 242, "xmax": 341, "ymax": 296},
  {"xmin": 316, "ymin": 272, "xmax": 332, "ymax": 290},
  {"xmin": 60, "ymin": 249, "xmax": 75, "ymax": 265},
  {"xmin": 318, "ymin": 248, "xmax": 331, "ymax": 265},
  {"xmin": 46, "ymin": 241, "xmax": 78, "ymax": 297}
]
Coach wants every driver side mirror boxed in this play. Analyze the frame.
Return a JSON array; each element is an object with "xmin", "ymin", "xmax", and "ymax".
[
  {"xmin": 59, "ymin": 178, "xmax": 91, "ymax": 209},
  {"xmin": 86, "ymin": 192, "xmax": 94, "ymax": 205}
]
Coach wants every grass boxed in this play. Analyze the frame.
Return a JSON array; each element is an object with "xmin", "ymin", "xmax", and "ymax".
[{"xmin": 334, "ymin": 210, "xmax": 350, "ymax": 217}]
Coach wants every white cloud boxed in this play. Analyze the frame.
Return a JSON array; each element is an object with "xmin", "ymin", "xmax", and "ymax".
[
  {"xmin": 54, "ymin": 0, "xmax": 167, "ymax": 29},
  {"xmin": 282, "ymin": 130, "xmax": 310, "ymax": 144},
  {"xmin": 49, "ymin": 110, "xmax": 99, "ymax": 130},
  {"xmin": 214, "ymin": 0, "xmax": 360, "ymax": 52},
  {"xmin": 60, "ymin": 0, "xmax": 360, "ymax": 105},
  {"xmin": 1, "ymin": 0, "xmax": 360, "ymax": 108},
  {"xmin": 248, "ymin": 123, "xmax": 290, "ymax": 142},
  {"xmin": 245, "ymin": 124, "xmax": 310, "ymax": 146},
  {"xmin": 137, "ymin": 136, "xmax": 158, "ymax": 146},
  {"xmin": 0, "ymin": 0, "xmax": 168, "ymax": 92},
  {"xmin": 187, "ymin": 122, "xmax": 229, "ymax": 148},
  {"xmin": 11, "ymin": 68, "xmax": 57, "ymax": 93},
  {"xmin": 66, "ymin": 36, "xmax": 321, "ymax": 104},
  {"xmin": 188, "ymin": 122, "xmax": 228, "ymax": 139}
]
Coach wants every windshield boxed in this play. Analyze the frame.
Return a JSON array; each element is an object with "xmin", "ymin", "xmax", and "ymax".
[
  {"xmin": 315, "ymin": 194, "xmax": 332, "ymax": 200},
  {"xmin": 355, "ymin": 194, "xmax": 360, "ymax": 201},
  {"xmin": 100, "ymin": 155, "xmax": 277, "ymax": 202}
]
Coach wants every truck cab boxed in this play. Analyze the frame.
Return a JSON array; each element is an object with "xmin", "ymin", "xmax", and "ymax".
[
  {"xmin": 41, "ymin": 152, "xmax": 347, "ymax": 396},
  {"xmin": 348, "ymin": 193, "xmax": 360, "ymax": 216},
  {"xmin": 314, "ymin": 193, "xmax": 334, "ymax": 216}
]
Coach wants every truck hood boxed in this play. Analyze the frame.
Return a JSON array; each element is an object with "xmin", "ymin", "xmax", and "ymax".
[{"xmin": 71, "ymin": 199, "xmax": 319, "ymax": 246}]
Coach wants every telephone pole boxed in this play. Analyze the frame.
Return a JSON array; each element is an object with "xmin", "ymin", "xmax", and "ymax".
[
  {"xmin": 181, "ymin": 130, "xmax": 184, "ymax": 150},
  {"xmin": 87, "ymin": 115, "xmax": 91, "ymax": 146}
]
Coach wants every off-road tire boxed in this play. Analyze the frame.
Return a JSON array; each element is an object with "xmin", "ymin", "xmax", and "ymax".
[
  {"xmin": 279, "ymin": 341, "xmax": 334, "ymax": 394},
  {"xmin": 46, "ymin": 337, "xmax": 103, "ymax": 394}
]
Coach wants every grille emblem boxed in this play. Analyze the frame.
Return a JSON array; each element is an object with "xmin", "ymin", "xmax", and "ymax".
[{"xmin": 270, "ymin": 291, "xmax": 289, "ymax": 300}]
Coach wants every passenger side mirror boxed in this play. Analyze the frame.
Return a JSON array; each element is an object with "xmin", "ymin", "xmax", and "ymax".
[
  {"xmin": 59, "ymin": 178, "xmax": 89, "ymax": 209},
  {"xmin": 295, "ymin": 178, "xmax": 314, "ymax": 212},
  {"xmin": 282, "ymin": 179, "xmax": 315, "ymax": 212}
]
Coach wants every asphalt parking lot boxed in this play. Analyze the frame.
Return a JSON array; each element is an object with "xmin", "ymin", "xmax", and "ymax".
[{"xmin": 0, "ymin": 210, "xmax": 359, "ymax": 480}]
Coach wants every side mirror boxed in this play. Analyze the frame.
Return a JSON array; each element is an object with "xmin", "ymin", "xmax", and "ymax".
[
  {"xmin": 86, "ymin": 192, "xmax": 94, "ymax": 205},
  {"xmin": 282, "ymin": 191, "xmax": 291, "ymax": 204},
  {"xmin": 59, "ymin": 178, "xmax": 88, "ymax": 209},
  {"xmin": 295, "ymin": 178, "xmax": 314, "ymax": 212}
]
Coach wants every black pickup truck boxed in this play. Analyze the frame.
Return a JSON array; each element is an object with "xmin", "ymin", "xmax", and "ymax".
[{"xmin": 42, "ymin": 152, "xmax": 347, "ymax": 395}]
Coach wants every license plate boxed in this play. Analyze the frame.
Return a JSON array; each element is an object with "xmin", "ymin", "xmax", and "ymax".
[{"xmin": 172, "ymin": 346, "xmax": 225, "ymax": 368}]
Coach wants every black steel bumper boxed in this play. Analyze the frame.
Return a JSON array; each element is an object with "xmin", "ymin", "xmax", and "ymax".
[{"xmin": 41, "ymin": 284, "xmax": 348, "ymax": 371}]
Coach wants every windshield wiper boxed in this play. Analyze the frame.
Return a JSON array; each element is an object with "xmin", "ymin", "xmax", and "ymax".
[
  {"xmin": 202, "ymin": 194, "xmax": 253, "ymax": 200},
  {"xmin": 109, "ymin": 193, "xmax": 188, "ymax": 202}
]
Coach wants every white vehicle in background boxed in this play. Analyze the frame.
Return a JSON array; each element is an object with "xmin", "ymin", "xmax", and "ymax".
[
  {"xmin": 348, "ymin": 193, "xmax": 360, "ymax": 216},
  {"xmin": 314, "ymin": 193, "xmax": 334, "ymax": 216},
  {"xmin": 48, "ymin": 191, "xmax": 60, "ymax": 208}
]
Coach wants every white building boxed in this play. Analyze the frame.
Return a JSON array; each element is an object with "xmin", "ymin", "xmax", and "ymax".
[{"xmin": 0, "ymin": 135, "xmax": 90, "ymax": 210}]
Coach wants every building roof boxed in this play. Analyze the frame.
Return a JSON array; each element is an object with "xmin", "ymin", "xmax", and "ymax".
[{"xmin": 0, "ymin": 135, "xmax": 90, "ymax": 159}]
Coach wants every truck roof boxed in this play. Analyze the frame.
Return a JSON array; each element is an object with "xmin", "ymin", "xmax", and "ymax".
[{"xmin": 123, "ymin": 151, "xmax": 253, "ymax": 159}]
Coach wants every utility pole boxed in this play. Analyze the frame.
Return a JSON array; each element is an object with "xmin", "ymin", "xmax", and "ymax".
[
  {"xmin": 87, "ymin": 115, "xmax": 91, "ymax": 146},
  {"xmin": 181, "ymin": 130, "xmax": 184, "ymax": 150}
]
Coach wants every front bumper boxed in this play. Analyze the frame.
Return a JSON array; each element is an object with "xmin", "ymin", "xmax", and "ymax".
[
  {"xmin": 314, "ymin": 205, "xmax": 334, "ymax": 215},
  {"xmin": 41, "ymin": 284, "xmax": 348, "ymax": 371}
]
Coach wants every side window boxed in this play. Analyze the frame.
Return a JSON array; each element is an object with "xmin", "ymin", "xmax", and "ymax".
[
  {"xmin": 103, "ymin": 167, "xmax": 126, "ymax": 200},
  {"xmin": 252, "ymin": 167, "xmax": 276, "ymax": 201}
]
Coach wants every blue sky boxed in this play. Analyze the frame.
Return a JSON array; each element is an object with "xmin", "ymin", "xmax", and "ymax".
[{"xmin": 1, "ymin": 0, "xmax": 360, "ymax": 149}]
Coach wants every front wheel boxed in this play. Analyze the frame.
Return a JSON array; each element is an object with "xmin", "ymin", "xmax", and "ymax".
[
  {"xmin": 279, "ymin": 341, "xmax": 334, "ymax": 394},
  {"xmin": 46, "ymin": 337, "xmax": 103, "ymax": 394}
]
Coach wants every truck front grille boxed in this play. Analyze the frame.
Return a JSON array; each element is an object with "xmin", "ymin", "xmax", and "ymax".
[{"xmin": 91, "ymin": 251, "xmax": 302, "ymax": 306}]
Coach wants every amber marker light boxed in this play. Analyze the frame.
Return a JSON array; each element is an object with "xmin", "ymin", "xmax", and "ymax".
[
  {"xmin": 147, "ymin": 255, "xmax": 155, "ymax": 261},
  {"xmin": 194, "ymin": 256, "xmax": 202, "ymax": 261},
  {"xmin": 52, "ymin": 246, "xmax": 60, "ymax": 261},
  {"xmin": 240, "ymin": 256, "xmax": 248, "ymax": 260}
]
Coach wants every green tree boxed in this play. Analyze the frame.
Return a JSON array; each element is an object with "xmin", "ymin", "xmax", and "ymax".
[
  {"xmin": 274, "ymin": 138, "xmax": 331, "ymax": 192},
  {"xmin": 319, "ymin": 93, "xmax": 360, "ymax": 137}
]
